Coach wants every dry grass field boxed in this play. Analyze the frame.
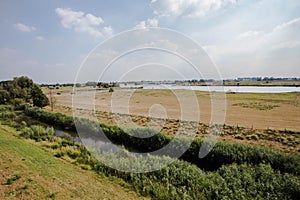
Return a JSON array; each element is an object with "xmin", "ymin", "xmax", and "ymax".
[
  {"xmin": 42, "ymin": 86, "xmax": 300, "ymax": 154},
  {"xmin": 44, "ymin": 87, "xmax": 300, "ymax": 131}
]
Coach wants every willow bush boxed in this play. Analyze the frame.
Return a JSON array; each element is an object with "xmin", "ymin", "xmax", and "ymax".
[
  {"xmin": 24, "ymin": 106, "xmax": 300, "ymax": 175},
  {"xmin": 19, "ymin": 125, "xmax": 54, "ymax": 142},
  {"xmin": 18, "ymin": 124, "xmax": 300, "ymax": 199}
]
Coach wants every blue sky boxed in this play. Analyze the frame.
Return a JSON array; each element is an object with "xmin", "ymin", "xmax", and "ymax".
[{"xmin": 0, "ymin": 0, "xmax": 299, "ymax": 83}]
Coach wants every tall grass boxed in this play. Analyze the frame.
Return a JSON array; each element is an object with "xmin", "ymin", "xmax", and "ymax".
[
  {"xmin": 23, "ymin": 106, "xmax": 300, "ymax": 175},
  {"xmin": 19, "ymin": 124, "xmax": 300, "ymax": 199},
  {"xmin": 19, "ymin": 125, "xmax": 54, "ymax": 142}
]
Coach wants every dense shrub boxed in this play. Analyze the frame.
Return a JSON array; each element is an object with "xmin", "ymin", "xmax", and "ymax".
[
  {"xmin": 18, "ymin": 122, "xmax": 300, "ymax": 199},
  {"xmin": 0, "ymin": 105, "xmax": 17, "ymax": 122},
  {"xmin": 0, "ymin": 76, "xmax": 49, "ymax": 107},
  {"xmin": 24, "ymin": 106, "xmax": 75, "ymax": 130},
  {"xmin": 24, "ymin": 106, "xmax": 300, "ymax": 176},
  {"xmin": 0, "ymin": 111, "xmax": 16, "ymax": 120},
  {"xmin": 183, "ymin": 138, "xmax": 300, "ymax": 175},
  {"xmin": 0, "ymin": 104, "xmax": 14, "ymax": 112},
  {"xmin": 19, "ymin": 125, "xmax": 54, "ymax": 142},
  {"xmin": 90, "ymin": 150, "xmax": 300, "ymax": 199}
]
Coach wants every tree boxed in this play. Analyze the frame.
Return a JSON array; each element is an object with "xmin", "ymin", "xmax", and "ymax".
[
  {"xmin": 109, "ymin": 87, "xmax": 114, "ymax": 92},
  {"xmin": 0, "ymin": 76, "xmax": 49, "ymax": 108},
  {"xmin": 85, "ymin": 81, "xmax": 97, "ymax": 87},
  {"xmin": 48, "ymin": 87, "xmax": 56, "ymax": 111},
  {"xmin": 0, "ymin": 90, "xmax": 9, "ymax": 104},
  {"xmin": 31, "ymin": 84, "xmax": 49, "ymax": 107}
]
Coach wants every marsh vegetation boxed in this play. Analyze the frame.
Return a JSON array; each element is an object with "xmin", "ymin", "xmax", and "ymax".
[{"xmin": 1, "ymin": 78, "xmax": 300, "ymax": 199}]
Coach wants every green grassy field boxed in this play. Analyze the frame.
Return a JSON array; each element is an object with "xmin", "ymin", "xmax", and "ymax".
[
  {"xmin": 1, "ymin": 105, "xmax": 300, "ymax": 199},
  {"xmin": 0, "ymin": 123, "xmax": 147, "ymax": 200}
]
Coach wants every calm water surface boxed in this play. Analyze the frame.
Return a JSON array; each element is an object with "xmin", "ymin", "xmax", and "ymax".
[{"xmin": 142, "ymin": 84, "xmax": 300, "ymax": 93}]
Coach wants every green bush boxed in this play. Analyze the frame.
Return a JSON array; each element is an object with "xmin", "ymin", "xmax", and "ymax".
[
  {"xmin": 92, "ymin": 150, "xmax": 300, "ymax": 199},
  {"xmin": 24, "ymin": 107, "xmax": 300, "ymax": 176},
  {"xmin": 14, "ymin": 103, "xmax": 30, "ymax": 111},
  {"xmin": 20, "ymin": 125, "xmax": 54, "ymax": 142},
  {"xmin": 0, "ymin": 76, "xmax": 49, "ymax": 107},
  {"xmin": 0, "ymin": 104, "xmax": 14, "ymax": 112},
  {"xmin": 217, "ymin": 163, "xmax": 300, "ymax": 199},
  {"xmin": 18, "ymin": 109, "xmax": 300, "ymax": 199},
  {"xmin": 109, "ymin": 87, "xmax": 114, "ymax": 92},
  {"xmin": 6, "ymin": 174, "xmax": 21, "ymax": 185},
  {"xmin": 24, "ymin": 107, "xmax": 75, "ymax": 131},
  {"xmin": 0, "ymin": 111, "xmax": 16, "ymax": 120}
]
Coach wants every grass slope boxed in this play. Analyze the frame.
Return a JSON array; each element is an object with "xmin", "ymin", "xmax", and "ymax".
[{"xmin": 0, "ymin": 123, "xmax": 147, "ymax": 200}]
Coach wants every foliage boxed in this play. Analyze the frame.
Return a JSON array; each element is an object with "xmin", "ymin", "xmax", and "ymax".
[
  {"xmin": 0, "ymin": 89, "xmax": 9, "ymax": 104},
  {"xmin": 0, "ymin": 76, "xmax": 49, "ymax": 107},
  {"xmin": 24, "ymin": 106, "xmax": 75, "ymax": 130},
  {"xmin": 216, "ymin": 163, "xmax": 300, "ymax": 199},
  {"xmin": 0, "ymin": 111, "xmax": 17, "ymax": 120},
  {"xmin": 18, "ymin": 124, "xmax": 300, "ymax": 199},
  {"xmin": 6, "ymin": 174, "xmax": 21, "ymax": 185},
  {"xmin": 220, "ymin": 124, "xmax": 300, "ymax": 150},
  {"xmin": 24, "ymin": 106, "xmax": 300, "ymax": 176},
  {"xmin": 97, "ymin": 81, "xmax": 119, "ymax": 88},
  {"xmin": 19, "ymin": 125, "xmax": 54, "ymax": 142},
  {"xmin": 0, "ymin": 104, "xmax": 14, "ymax": 112},
  {"xmin": 0, "ymin": 105, "xmax": 16, "ymax": 121},
  {"xmin": 31, "ymin": 84, "xmax": 49, "ymax": 107},
  {"xmin": 232, "ymin": 102, "xmax": 280, "ymax": 110}
]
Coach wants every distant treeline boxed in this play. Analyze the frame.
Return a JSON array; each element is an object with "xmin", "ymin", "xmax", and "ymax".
[
  {"xmin": 181, "ymin": 77, "xmax": 300, "ymax": 83},
  {"xmin": 41, "ymin": 81, "xmax": 119, "ymax": 88},
  {"xmin": 38, "ymin": 77, "xmax": 300, "ymax": 87},
  {"xmin": 235, "ymin": 77, "xmax": 300, "ymax": 81}
]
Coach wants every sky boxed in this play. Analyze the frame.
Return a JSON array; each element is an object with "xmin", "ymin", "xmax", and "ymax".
[{"xmin": 0, "ymin": 0, "xmax": 299, "ymax": 83}]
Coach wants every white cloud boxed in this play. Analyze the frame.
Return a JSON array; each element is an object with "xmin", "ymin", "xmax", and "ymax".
[
  {"xmin": 206, "ymin": 17, "xmax": 300, "ymax": 59},
  {"xmin": 269, "ymin": 40, "xmax": 300, "ymax": 51},
  {"xmin": 237, "ymin": 31, "xmax": 262, "ymax": 39},
  {"xmin": 253, "ymin": 17, "xmax": 300, "ymax": 52},
  {"xmin": 247, "ymin": 18, "xmax": 299, "ymax": 54},
  {"xmin": 273, "ymin": 17, "xmax": 300, "ymax": 32},
  {"xmin": 150, "ymin": 0, "xmax": 237, "ymax": 17},
  {"xmin": 36, "ymin": 36, "xmax": 44, "ymax": 41},
  {"xmin": 135, "ymin": 18, "xmax": 159, "ymax": 29},
  {"xmin": 137, "ymin": 39, "xmax": 178, "ymax": 51},
  {"xmin": 103, "ymin": 26, "xmax": 113, "ymax": 36},
  {"xmin": 14, "ymin": 23, "xmax": 36, "ymax": 32},
  {"xmin": 55, "ymin": 7, "xmax": 112, "ymax": 37},
  {"xmin": 204, "ymin": 17, "xmax": 300, "ymax": 77},
  {"xmin": 135, "ymin": 21, "xmax": 147, "ymax": 29},
  {"xmin": 147, "ymin": 18, "xmax": 158, "ymax": 27}
]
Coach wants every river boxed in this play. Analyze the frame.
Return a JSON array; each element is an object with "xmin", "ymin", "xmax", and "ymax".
[
  {"xmin": 69, "ymin": 85, "xmax": 300, "ymax": 95},
  {"xmin": 142, "ymin": 84, "xmax": 300, "ymax": 93}
]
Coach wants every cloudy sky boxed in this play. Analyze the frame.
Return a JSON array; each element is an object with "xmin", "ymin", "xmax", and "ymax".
[{"xmin": 0, "ymin": 0, "xmax": 299, "ymax": 83}]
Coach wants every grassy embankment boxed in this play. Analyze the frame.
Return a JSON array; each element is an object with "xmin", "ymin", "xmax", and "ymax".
[
  {"xmin": 0, "ymin": 122, "xmax": 147, "ymax": 200},
  {"xmin": 1, "ymin": 105, "xmax": 300, "ymax": 199}
]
